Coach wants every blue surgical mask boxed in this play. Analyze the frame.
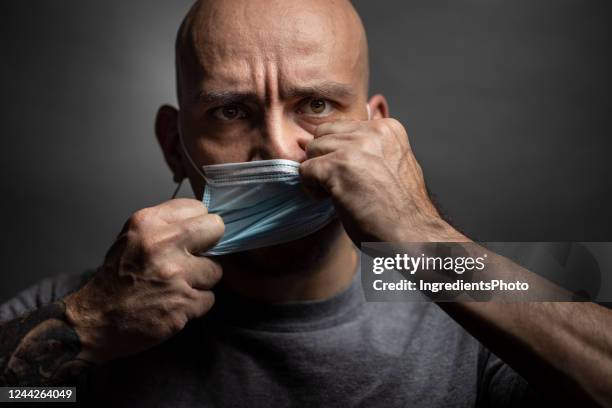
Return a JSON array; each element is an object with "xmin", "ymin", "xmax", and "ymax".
[
  {"xmin": 176, "ymin": 104, "xmax": 370, "ymax": 255},
  {"xmin": 177, "ymin": 135, "xmax": 337, "ymax": 256},
  {"xmin": 198, "ymin": 159, "xmax": 336, "ymax": 255}
]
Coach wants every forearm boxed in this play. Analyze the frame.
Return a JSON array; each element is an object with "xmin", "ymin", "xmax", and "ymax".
[
  {"xmin": 440, "ymin": 301, "xmax": 612, "ymax": 406},
  {"xmin": 0, "ymin": 300, "xmax": 92, "ymax": 386},
  {"xmin": 392, "ymin": 219, "xmax": 612, "ymax": 403}
]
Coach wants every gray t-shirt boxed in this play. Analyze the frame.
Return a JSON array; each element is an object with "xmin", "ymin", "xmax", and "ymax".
[{"xmin": 0, "ymin": 269, "xmax": 537, "ymax": 407}]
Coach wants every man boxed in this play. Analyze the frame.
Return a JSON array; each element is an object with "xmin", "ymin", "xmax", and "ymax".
[{"xmin": 1, "ymin": 0, "xmax": 611, "ymax": 406}]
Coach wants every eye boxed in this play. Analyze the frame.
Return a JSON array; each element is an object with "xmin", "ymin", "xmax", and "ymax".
[
  {"xmin": 299, "ymin": 98, "xmax": 334, "ymax": 116},
  {"xmin": 212, "ymin": 105, "xmax": 247, "ymax": 121}
]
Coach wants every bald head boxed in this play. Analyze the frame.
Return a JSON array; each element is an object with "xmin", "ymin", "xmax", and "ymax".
[
  {"xmin": 175, "ymin": 0, "xmax": 369, "ymax": 106},
  {"xmin": 155, "ymin": 0, "xmax": 379, "ymax": 272},
  {"xmin": 158, "ymin": 0, "xmax": 379, "ymax": 187}
]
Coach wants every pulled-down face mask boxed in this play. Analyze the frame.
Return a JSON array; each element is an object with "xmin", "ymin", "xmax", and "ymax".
[
  {"xmin": 178, "ymin": 133, "xmax": 336, "ymax": 256},
  {"xmin": 197, "ymin": 159, "xmax": 336, "ymax": 256},
  {"xmin": 176, "ymin": 104, "xmax": 370, "ymax": 255}
]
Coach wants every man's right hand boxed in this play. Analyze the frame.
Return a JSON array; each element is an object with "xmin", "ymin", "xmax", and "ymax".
[{"xmin": 64, "ymin": 198, "xmax": 225, "ymax": 363}]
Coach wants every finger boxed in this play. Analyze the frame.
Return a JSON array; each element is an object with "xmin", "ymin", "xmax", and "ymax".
[
  {"xmin": 180, "ymin": 256, "xmax": 223, "ymax": 290},
  {"xmin": 314, "ymin": 120, "xmax": 363, "ymax": 138},
  {"xmin": 184, "ymin": 289, "xmax": 215, "ymax": 319},
  {"xmin": 175, "ymin": 213, "xmax": 226, "ymax": 254},
  {"xmin": 306, "ymin": 135, "xmax": 348, "ymax": 159},
  {"xmin": 154, "ymin": 198, "xmax": 208, "ymax": 224},
  {"xmin": 299, "ymin": 156, "xmax": 333, "ymax": 199}
]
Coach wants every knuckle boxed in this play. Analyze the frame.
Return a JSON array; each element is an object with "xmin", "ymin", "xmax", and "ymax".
[
  {"xmin": 139, "ymin": 236, "xmax": 161, "ymax": 258},
  {"xmin": 167, "ymin": 312, "xmax": 187, "ymax": 332},
  {"xmin": 208, "ymin": 214, "xmax": 225, "ymax": 235},
  {"xmin": 387, "ymin": 119, "xmax": 409, "ymax": 142},
  {"xmin": 174, "ymin": 222, "xmax": 193, "ymax": 241},
  {"xmin": 179, "ymin": 198, "xmax": 208, "ymax": 213},
  {"xmin": 200, "ymin": 292, "xmax": 215, "ymax": 312},
  {"xmin": 123, "ymin": 228, "xmax": 141, "ymax": 247},
  {"xmin": 207, "ymin": 261, "xmax": 223, "ymax": 282},
  {"xmin": 156, "ymin": 269, "xmax": 173, "ymax": 281},
  {"xmin": 381, "ymin": 122, "xmax": 395, "ymax": 137},
  {"xmin": 128, "ymin": 208, "xmax": 152, "ymax": 231},
  {"xmin": 371, "ymin": 119, "xmax": 387, "ymax": 133},
  {"xmin": 386, "ymin": 118, "xmax": 403, "ymax": 131},
  {"xmin": 155, "ymin": 259, "xmax": 182, "ymax": 280}
]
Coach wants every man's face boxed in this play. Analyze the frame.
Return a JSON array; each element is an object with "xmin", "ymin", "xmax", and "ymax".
[
  {"xmin": 177, "ymin": 0, "xmax": 369, "ymax": 198},
  {"xmin": 158, "ymin": 0, "xmax": 370, "ymax": 272}
]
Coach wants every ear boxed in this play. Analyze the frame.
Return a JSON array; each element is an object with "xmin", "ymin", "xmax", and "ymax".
[
  {"xmin": 155, "ymin": 105, "xmax": 185, "ymax": 183},
  {"xmin": 367, "ymin": 94, "xmax": 390, "ymax": 119}
]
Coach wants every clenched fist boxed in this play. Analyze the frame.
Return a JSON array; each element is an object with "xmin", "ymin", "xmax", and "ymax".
[
  {"xmin": 300, "ymin": 118, "xmax": 462, "ymax": 245},
  {"xmin": 64, "ymin": 199, "xmax": 224, "ymax": 363}
]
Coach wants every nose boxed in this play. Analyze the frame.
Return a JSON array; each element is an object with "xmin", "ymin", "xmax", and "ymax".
[{"xmin": 253, "ymin": 107, "xmax": 311, "ymax": 162}]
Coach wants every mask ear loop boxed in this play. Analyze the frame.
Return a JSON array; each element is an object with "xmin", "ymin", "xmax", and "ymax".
[
  {"xmin": 174, "ymin": 120, "xmax": 213, "ymax": 201},
  {"xmin": 171, "ymin": 178, "xmax": 183, "ymax": 199},
  {"xmin": 366, "ymin": 103, "xmax": 372, "ymax": 120},
  {"xmin": 178, "ymin": 124, "xmax": 208, "ymax": 180}
]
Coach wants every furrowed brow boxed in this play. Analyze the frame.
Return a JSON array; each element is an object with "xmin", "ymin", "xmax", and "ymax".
[
  {"xmin": 195, "ymin": 90, "xmax": 259, "ymax": 106},
  {"xmin": 193, "ymin": 82, "xmax": 356, "ymax": 105},
  {"xmin": 284, "ymin": 82, "xmax": 356, "ymax": 101}
]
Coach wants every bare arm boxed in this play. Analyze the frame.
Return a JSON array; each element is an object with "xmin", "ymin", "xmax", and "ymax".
[
  {"xmin": 440, "ymin": 293, "xmax": 612, "ymax": 406},
  {"xmin": 0, "ymin": 300, "xmax": 91, "ymax": 386},
  {"xmin": 1, "ymin": 198, "xmax": 224, "ymax": 386},
  {"xmin": 423, "ymin": 231, "xmax": 612, "ymax": 405},
  {"xmin": 299, "ymin": 117, "xmax": 612, "ymax": 405},
  {"xmin": 395, "ymin": 224, "xmax": 612, "ymax": 405}
]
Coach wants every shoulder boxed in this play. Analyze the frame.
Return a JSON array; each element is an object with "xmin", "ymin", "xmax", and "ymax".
[{"xmin": 0, "ymin": 270, "xmax": 94, "ymax": 323}]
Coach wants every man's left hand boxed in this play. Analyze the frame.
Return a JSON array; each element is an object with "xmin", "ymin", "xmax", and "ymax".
[{"xmin": 300, "ymin": 118, "xmax": 460, "ymax": 245}]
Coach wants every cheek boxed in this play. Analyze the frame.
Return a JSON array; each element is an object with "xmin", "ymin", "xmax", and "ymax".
[
  {"xmin": 194, "ymin": 133, "xmax": 256, "ymax": 164},
  {"xmin": 185, "ymin": 108, "xmax": 257, "ymax": 164},
  {"xmin": 293, "ymin": 108, "xmax": 359, "ymax": 135}
]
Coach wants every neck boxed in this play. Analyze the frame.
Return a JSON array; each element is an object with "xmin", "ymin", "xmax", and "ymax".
[{"xmin": 217, "ymin": 224, "xmax": 358, "ymax": 303}]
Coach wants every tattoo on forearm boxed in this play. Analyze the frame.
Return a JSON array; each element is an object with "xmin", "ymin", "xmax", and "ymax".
[{"xmin": 0, "ymin": 301, "xmax": 92, "ymax": 386}]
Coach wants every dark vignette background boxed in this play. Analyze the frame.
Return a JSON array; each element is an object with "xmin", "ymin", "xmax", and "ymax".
[{"xmin": 1, "ymin": 0, "xmax": 611, "ymax": 302}]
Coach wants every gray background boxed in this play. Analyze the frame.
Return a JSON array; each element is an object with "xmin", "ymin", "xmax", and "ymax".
[{"xmin": 1, "ymin": 0, "xmax": 611, "ymax": 302}]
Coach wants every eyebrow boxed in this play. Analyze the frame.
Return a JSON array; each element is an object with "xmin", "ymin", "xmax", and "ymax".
[
  {"xmin": 283, "ymin": 82, "xmax": 356, "ymax": 101},
  {"xmin": 195, "ymin": 90, "xmax": 259, "ymax": 106},
  {"xmin": 195, "ymin": 81, "xmax": 356, "ymax": 105}
]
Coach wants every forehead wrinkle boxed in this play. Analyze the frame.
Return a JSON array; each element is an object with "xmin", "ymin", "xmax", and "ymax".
[
  {"xmin": 176, "ymin": 0, "xmax": 370, "ymax": 104},
  {"xmin": 262, "ymin": 63, "xmax": 274, "ymax": 106},
  {"xmin": 283, "ymin": 82, "xmax": 356, "ymax": 100}
]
